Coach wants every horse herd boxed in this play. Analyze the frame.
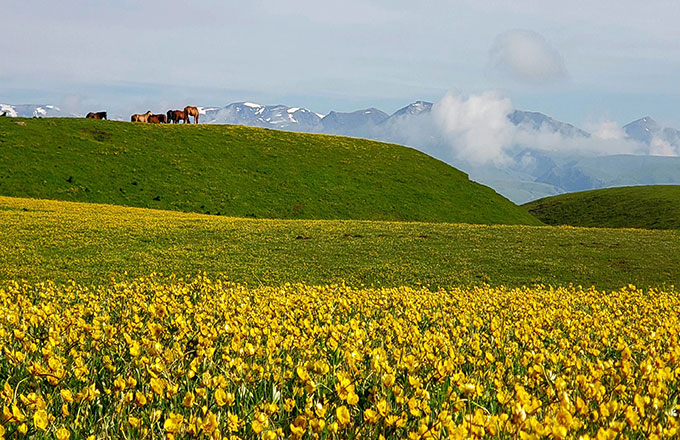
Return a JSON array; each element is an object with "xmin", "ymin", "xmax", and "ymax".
[{"xmin": 84, "ymin": 105, "xmax": 200, "ymax": 124}]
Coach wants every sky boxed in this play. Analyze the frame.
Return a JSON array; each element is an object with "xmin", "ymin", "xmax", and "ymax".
[{"xmin": 2, "ymin": 0, "xmax": 680, "ymax": 127}]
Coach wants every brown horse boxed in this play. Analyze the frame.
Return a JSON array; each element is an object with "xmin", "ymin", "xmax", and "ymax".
[
  {"xmin": 86, "ymin": 111, "xmax": 107, "ymax": 120},
  {"xmin": 184, "ymin": 106, "xmax": 199, "ymax": 124},
  {"xmin": 167, "ymin": 109, "xmax": 187, "ymax": 124},
  {"xmin": 148, "ymin": 114, "xmax": 167, "ymax": 124},
  {"xmin": 131, "ymin": 111, "xmax": 152, "ymax": 123}
]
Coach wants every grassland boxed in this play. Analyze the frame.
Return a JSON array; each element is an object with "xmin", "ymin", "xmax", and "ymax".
[
  {"xmin": 524, "ymin": 185, "xmax": 680, "ymax": 229},
  {"xmin": 1, "ymin": 196, "xmax": 678, "ymax": 290},
  {"xmin": 0, "ymin": 117, "xmax": 539, "ymax": 225}
]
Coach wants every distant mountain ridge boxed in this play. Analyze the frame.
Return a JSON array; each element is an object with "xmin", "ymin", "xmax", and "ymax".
[
  {"xmin": 3, "ymin": 100, "xmax": 680, "ymax": 203},
  {"xmin": 0, "ymin": 104, "xmax": 71, "ymax": 118}
]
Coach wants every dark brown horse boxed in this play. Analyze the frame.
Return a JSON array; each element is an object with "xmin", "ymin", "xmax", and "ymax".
[
  {"xmin": 167, "ymin": 110, "xmax": 187, "ymax": 124},
  {"xmin": 148, "ymin": 114, "xmax": 167, "ymax": 124},
  {"xmin": 184, "ymin": 106, "xmax": 199, "ymax": 124},
  {"xmin": 86, "ymin": 111, "xmax": 107, "ymax": 120},
  {"xmin": 131, "ymin": 111, "xmax": 152, "ymax": 123}
]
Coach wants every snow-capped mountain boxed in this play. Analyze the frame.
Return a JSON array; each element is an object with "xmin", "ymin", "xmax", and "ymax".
[
  {"xmin": 0, "ymin": 104, "xmax": 69, "ymax": 118},
  {"xmin": 509, "ymin": 110, "xmax": 590, "ymax": 138},
  {"xmin": 320, "ymin": 108, "xmax": 388, "ymax": 136},
  {"xmin": 624, "ymin": 117, "xmax": 680, "ymax": 156},
  {"xmin": 200, "ymin": 102, "xmax": 323, "ymax": 132},
  {"xmin": 388, "ymin": 101, "xmax": 433, "ymax": 118},
  {"xmin": 624, "ymin": 117, "xmax": 659, "ymax": 143}
]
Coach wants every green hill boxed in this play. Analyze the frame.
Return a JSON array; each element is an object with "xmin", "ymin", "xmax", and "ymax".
[
  {"xmin": 524, "ymin": 185, "xmax": 680, "ymax": 229},
  {"xmin": 0, "ymin": 117, "xmax": 539, "ymax": 225},
  {"xmin": 1, "ymin": 196, "xmax": 678, "ymax": 289}
]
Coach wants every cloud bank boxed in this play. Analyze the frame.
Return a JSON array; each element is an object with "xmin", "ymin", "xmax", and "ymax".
[
  {"xmin": 489, "ymin": 29, "xmax": 567, "ymax": 83},
  {"xmin": 391, "ymin": 91, "xmax": 675, "ymax": 167},
  {"xmin": 432, "ymin": 91, "xmax": 515, "ymax": 165}
]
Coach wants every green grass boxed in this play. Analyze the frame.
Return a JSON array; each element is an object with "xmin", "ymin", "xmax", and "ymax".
[
  {"xmin": 0, "ymin": 117, "xmax": 539, "ymax": 225},
  {"xmin": 524, "ymin": 185, "xmax": 680, "ymax": 229},
  {"xmin": 1, "ymin": 196, "xmax": 677, "ymax": 290}
]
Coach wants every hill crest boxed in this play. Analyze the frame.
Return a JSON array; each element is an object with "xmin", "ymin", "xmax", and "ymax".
[
  {"xmin": 523, "ymin": 185, "xmax": 680, "ymax": 229},
  {"xmin": 0, "ymin": 117, "xmax": 540, "ymax": 225}
]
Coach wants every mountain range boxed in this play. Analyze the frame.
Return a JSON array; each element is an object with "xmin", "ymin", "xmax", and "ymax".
[{"xmin": 2, "ymin": 101, "xmax": 679, "ymax": 203}]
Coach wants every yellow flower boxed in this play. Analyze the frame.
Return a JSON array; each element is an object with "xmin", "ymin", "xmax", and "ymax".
[
  {"xmin": 227, "ymin": 411, "xmax": 241, "ymax": 432},
  {"xmin": 135, "ymin": 391, "xmax": 147, "ymax": 406},
  {"xmin": 11, "ymin": 404, "xmax": 25, "ymax": 422},
  {"xmin": 364, "ymin": 408, "xmax": 380, "ymax": 424},
  {"xmin": 263, "ymin": 430, "xmax": 278, "ymax": 440},
  {"xmin": 336, "ymin": 406, "xmax": 351, "ymax": 426},
  {"xmin": 283, "ymin": 398, "xmax": 296, "ymax": 412},
  {"xmin": 377, "ymin": 399, "xmax": 390, "ymax": 417},
  {"xmin": 382, "ymin": 373, "xmax": 395, "ymax": 388},
  {"xmin": 203, "ymin": 411, "xmax": 218, "ymax": 434},
  {"xmin": 182, "ymin": 391, "xmax": 195, "ymax": 408},
  {"xmin": 55, "ymin": 426, "xmax": 71, "ymax": 440},
  {"xmin": 60, "ymin": 389, "xmax": 74, "ymax": 404},
  {"xmin": 289, "ymin": 416, "xmax": 307, "ymax": 438},
  {"xmin": 128, "ymin": 416, "xmax": 142, "ymax": 428},
  {"xmin": 33, "ymin": 409, "xmax": 49, "ymax": 430},
  {"xmin": 164, "ymin": 412, "xmax": 184, "ymax": 434},
  {"xmin": 113, "ymin": 376, "xmax": 126, "ymax": 392},
  {"xmin": 129, "ymin": 341, "xmax": 141, "ymax": 357},
  {"xmin": 625, "ymin": 405, "xmax": 639, "ymax": 427},
  {"xmin": 252, "ymin": 412, "xmax": 268, "ymax": 434},
  {"xmin": 215, "ymin": 388, "xmax": 235, "ymax": 407},
  {"xmin": 150, "ymin": 378, "xmax": 165, "ymax": 396}
]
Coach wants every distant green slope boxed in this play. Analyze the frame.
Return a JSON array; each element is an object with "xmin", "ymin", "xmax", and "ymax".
[
  {"xmin": 524, "ymin": 185, "xmax": 680, "ymax": 229},
  {"xmin": 0, "ymin": 118, "xmax": 539, "ymax": 225}
]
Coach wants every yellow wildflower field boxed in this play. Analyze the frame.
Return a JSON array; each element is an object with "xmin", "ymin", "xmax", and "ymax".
[{"xmin": 1, "ymin": 275, "xmax": 678, "ymax": 439}]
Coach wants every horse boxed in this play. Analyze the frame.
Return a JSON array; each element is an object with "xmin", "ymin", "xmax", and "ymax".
[
  {"xmin": 184, "ymin": 106, "xmax": 199, "ymax": 124},
  {"xmin": 167, "ymin": 109, "xmax": 187, "ymax": 124},
  {"xmin": 148, "ymin": 114, "xmax": 167, "ymax": 124},
  {"xmin": 86, "ymin": 111, "xmax": 107, "ymax": 120},
  {"xmin": 131, "ymin": 111, "xmax": 152, "ymax": 123}
]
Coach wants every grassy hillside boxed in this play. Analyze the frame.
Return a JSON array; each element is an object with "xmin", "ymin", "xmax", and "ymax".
[
  {"xmin": 524, "ymin": 185, "xmax": 680, "ymax": 229},
  {"xmin": 2, "ymin": 196, "xmax": 678, "ymax": 290},
  {"xmin": 0, "ymin": 117, "xmax": 539, "ymax": 225}
]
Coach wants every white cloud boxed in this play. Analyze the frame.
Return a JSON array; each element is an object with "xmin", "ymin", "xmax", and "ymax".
[
  {"xmin": 585, "ymin": 121, "xmax": 626, "ymax": 140},
  {"xmin": 490, "ymin": 29, "xmax": 567, "ymax": 83},
  {"xmin": 649, "ymin": 136, "xmax": 679, "ymax": 156},
  {"xmin": 432, "ymin": 91, "xmax": 516, "ymax": 165}
]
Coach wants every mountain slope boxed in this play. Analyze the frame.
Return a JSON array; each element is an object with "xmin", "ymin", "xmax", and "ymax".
[
  {"xmin": 0, "ymin": 117, "xmax": 541, "ymax": 225},
  {"xmin": 623, "ymin": 116, "xmax": 680, "ymax": 155},
  {"xmin": 509, "ymin": 110, "xmax": 590, "ymax": 137},
  {"xmin": 523, "ymin": 185, "xmax": 680, "ymax": 229}
]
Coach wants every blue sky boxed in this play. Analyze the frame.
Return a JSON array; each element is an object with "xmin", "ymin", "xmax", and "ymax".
[{"xmin": 2, "ymin": 0, "xmax": 680, "ymax": 126}]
